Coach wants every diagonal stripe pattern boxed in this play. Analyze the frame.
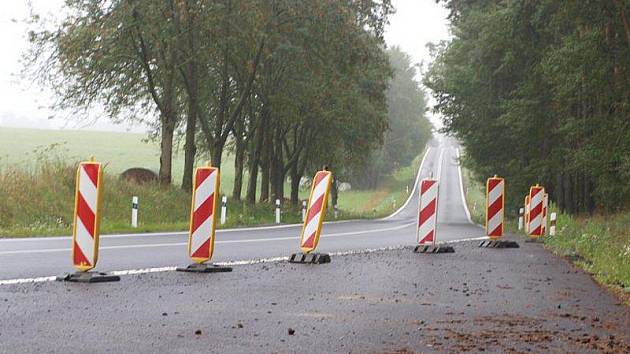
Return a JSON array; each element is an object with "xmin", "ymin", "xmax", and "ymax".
[
  {"xmin": 188, "ymin": 167, "xmax": 219, "ymax": 262},
  {"xmin": 528, "ymin": 186, "xmax": 544, "ymax": 236},
  {"xmin": 417, "ymin": 179, "xmax": 439, "ymax": 245},
  {"xmin": 300, "ymin": 171, "xmax": 332, "ymax": 252},
  {"xmin": 485, "ymin": 177, "xmax": 504, "ymax": 238},
  {"xmin": 72, "ymin": 162, "xmax": 101, "ymax": 270}
]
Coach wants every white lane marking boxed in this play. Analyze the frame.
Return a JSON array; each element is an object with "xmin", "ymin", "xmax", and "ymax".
[
  {"xmin": 1, "ymin": 238, "xmax": 489, "ymax": 286},
  {"xmin": 382, "ymin": 147, "xmax": 432, "ymax": 220},
  {"xmin": 456, "ymin": 148, "xmax": 475, "ymax": 225},
  {"xmin": 0, "ymin": 220, "xmax": 367, "ymax": 243},
  {"xmin": 436, "ymin": 148, "xmax": 444, "ymax": 180},
  {"xmin": 0, "ymin": 222, "xmax": 416, "ymax": 256}
]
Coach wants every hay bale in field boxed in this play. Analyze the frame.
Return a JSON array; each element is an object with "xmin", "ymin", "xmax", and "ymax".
[{"xmin": 120, "ymin": 167, "xmax": 158, "ymax": 184}]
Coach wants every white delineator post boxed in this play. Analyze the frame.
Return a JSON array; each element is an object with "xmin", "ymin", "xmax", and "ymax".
[
  {"xmin": 220, "ymin": 196, "xmax": 227, "ymax": 225},
  {"xmin": 301, "ymin": 200, "xmax": 307, "ymax": 222},
  {"xmin": 549, "ymin": 212, "xmax": 557, "ymax": 236},
  {"xmin": 518, "ymin": 207, "xmax": 524, "ymax": 231},
  {"xmin": 275, "ymin": 199, "xmax": 281, "ymax": 224},
  {"xmin": 131, "ymin": 196, "xmax": 139, "ymax": 228},
  {"xmin": 418, "ymin": 178, "xmax": 439, "ymax": 245},
  {"xmin": 334, "ymin": 204, "xmax": 339, "ymax": 219}
]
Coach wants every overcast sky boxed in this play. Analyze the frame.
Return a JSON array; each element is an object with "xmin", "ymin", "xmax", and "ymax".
[{"xmin": 0, "ymin": 0, "xmax": 450, "ymax": 132}]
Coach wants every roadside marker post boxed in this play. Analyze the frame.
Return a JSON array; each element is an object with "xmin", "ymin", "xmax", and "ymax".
[
  {"xmin": 131, "ymin": 196, "xmax": 139, "ymax": 228},
  {"xmin": 414, "ymin": 178, "xmax": 454, "ymax": 254},
  {"xmin": 518, "ymin": 208, "xmax": 524, "ymax": 231},
  {"xmin": 289, "ymin": 169, "xmax": 333, "ymax": 264},
  {"xmin": 526, "ymin": 184, "xmax": 545, "ymax": 241},
  {"xmin": 57, "ymin": 158, "xmax": 120, "ymax": 283},
  {"xmin": 275, "ymin": 199, "xmax": 281, "ymax": 224},
  {"xmin": 301, "ymin": 200, "xmax": 307, "ymax": 222},
  {"xmin": 542, "ymin": 193, "xmax": 549, "ymax": 236},
  {"xmin": 549, "ymin": 212, "xmax": 557, "ymax": 236},
  {"xmin": 479, "ymin": 176, "xmax": 518, "ymax": 248},
  {"xmin": 177, "ymin": 164, "xmax": 232, "ymax": 273},
  {"xmin": 334, "ymin": 204, "xmax": 339, "ymax": 219},
  {"xmin": 220, "ymin": 196, "xmax": 227, "ymax": 225}
]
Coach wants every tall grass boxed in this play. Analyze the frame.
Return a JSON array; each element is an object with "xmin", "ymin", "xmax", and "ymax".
[{"xmin": 0, "ymin": 151, "xmax": 422, "ymax": 237}]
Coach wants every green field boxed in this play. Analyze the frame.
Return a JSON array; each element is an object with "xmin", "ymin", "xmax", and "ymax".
[{"xmin": 0, "ymin": 126, "xmax": 421, "ymax": 236}]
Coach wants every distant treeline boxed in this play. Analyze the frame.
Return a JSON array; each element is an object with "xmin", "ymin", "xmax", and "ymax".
[
  {"xmin": 25, "ymin": 0, "xmax": 431, "ymax": 205},
  {"xmin": 426, "ymin": 0, "xmax": 630, "ymax": 213}
]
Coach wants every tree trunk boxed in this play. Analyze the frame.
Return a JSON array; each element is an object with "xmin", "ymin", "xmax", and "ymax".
[
  {"xmin": 182, "ymin": 92, "xmax": 197, "ymax": 190},
  {"xmin": 232, "ymin": 138, "xmax": 245, "ymax": 200},
  {"xmin": 159, "ymin": 117, "xmax": 175, "ymax": 186},
  {"xmin": 260, "ymin": 125, "xmax": 272, "ymax": 203}
]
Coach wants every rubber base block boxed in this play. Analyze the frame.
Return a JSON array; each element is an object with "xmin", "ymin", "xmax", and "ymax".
[
  {"xmin": 56, "ymin": 271, "xmax": 120, "ymax": 283},
  {"xmin": 413, "ymin": 245, "xmax": 455, "ymax": 254},
  {"xmin": 478, "ymin": 240, "xmax": 520, "ymax": 248},
  {"xmin": 288, "ymin": 253, "xmax": 331, "ymax": 264},
  {"xmin": 176, "ymin": 263, "xmax": 233, "ymax": 273}
]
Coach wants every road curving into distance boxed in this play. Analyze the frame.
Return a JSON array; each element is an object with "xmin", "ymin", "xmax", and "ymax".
[
  {"xmin": 0, "ymin": 137, "xmax": 484, "ymax": 282},
  {"xmin": 1, "ymin": 137, "xmax": 629, "ymax": 353}
]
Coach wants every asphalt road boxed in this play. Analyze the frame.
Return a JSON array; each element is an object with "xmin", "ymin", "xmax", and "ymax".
[
  {"xmin": 1, "ymin": 138, "xmax": 629, "ymax": 353},
  {"xmin": 0, "ymin": 137, "xmax": 483, "ymax": 281}
]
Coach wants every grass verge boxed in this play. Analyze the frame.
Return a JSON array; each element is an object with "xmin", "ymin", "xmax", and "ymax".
[{"xmin": 0, "ymin": 151, "xmax": 423, "ymax": 238}]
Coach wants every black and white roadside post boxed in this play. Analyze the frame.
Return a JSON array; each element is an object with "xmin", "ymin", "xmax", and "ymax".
[
  {"xmin": 301, "ymin": 200, "xmax": 307, "ymax": 222},
  {"xmin": 221, "ymin": 196, "xmax": 227, "ymax": 225},
  {"xmin": 275, "ymin": 199, "xmax": 281, "ymax": 224},
  {"xmin": 131, "ymin": 196, "xmax": 139, "ymax": 228}
]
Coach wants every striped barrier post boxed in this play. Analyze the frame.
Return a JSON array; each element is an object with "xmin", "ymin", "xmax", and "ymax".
[
  {"xmin": 524, "ymin": 195, "xmax": 530, "ymax": 234},
  {"xmin": 527, "ymin": 185, "xmax": 545, "ymax": 238},
  {"xmin": 478, "ymin": 176, "xmax": 519, "ymax": 248},
  {"xmin": 485, "ymin": 176, "xmax": 504, "ymax": 238},
  {"xmin": 289, "ymin": 169, "xmax": 333, "ymax": 264},
  {"xmin": 177, "ymin": 164, "xmax": 231, "ymax": 273},
  {"xmin": 542, "ymin": 193, "xmax": 549, "ymax": 236},
  {"xmin": 57, "ymin": 158, "xmax": 119, "ymax": 282},
  {"xmin": 414, "ymin": 178, "xmax": 454, "ymax": 253},
  {"xmin": 549, "ymin": 212, "xmax": 557, "ymax": 236}
]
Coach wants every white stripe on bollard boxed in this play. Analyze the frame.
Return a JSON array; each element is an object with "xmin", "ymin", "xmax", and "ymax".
[
  {"xmin": 131, "ymin": 196, "xmax": 138, "ymax": 228},
  {"xmin": 518, "ymin": 207, "xmax": 524, "ymax": 231},
  {"xmin": 550, "ymin": 212, "xmax": 557, "ymax": 236},
  {"xmin": 220, "ymin": 196, "xmax": 227, "ymax": 225},
  {"xmin": 275, "ymin": 199, "xmax": 281, "ymax": 224}
]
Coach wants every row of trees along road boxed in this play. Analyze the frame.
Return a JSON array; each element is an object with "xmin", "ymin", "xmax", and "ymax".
[
  {"xmin": 425, "ymin": 0, "xmax": 630, "ymax": 214},
  {"xmin": 25, "ymin": 0, "xmax": 432, "ymax": 206}
]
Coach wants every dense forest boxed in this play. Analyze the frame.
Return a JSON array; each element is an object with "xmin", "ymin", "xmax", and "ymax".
[
  {"xmin": 426, "ymin": 0, "xmax": 630, "ymax": 214},
  {"xmin": 25, "ymin": 0, "xmax": 431, "ymax": 205}
]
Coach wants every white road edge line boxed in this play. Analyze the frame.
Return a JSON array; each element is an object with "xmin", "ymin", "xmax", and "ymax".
[
  {"xmin": 0, "ymin": 236, "xmax": 488, "ymax": 286},
  {"xmin": 456, "ymin": 148, "xmax": 478, "ymax": 227},
  {"xmin": 0, "ymin": 220, "xmax": 358, "ymax": 243},
  {"xmin": 0, "ymin": 222, "xmax": 416, "ymax": 256},
  {"xmin": 382, "ymin": 147, "xmax": 431, "ymax": 220}
]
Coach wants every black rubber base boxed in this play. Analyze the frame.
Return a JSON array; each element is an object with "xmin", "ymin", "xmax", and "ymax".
[
  {"xmin": 478, "ymin": 240, "xmax": 520, "ymax": 248},
  {"xmin": 56, "ymin": 271, "xmax": 120, "ymax": 283},
  {"xmin": 288, "ymin": 252, "xmax": 331, "ymax": 264},
  {"xmin": 413, "ymin": 245, "xmax": 455, "ymax": 254},
  {"xmin": 176, "ymin": 263, "xmax": 233, "ymax": 273},
  {"xmin": 525, "ymin": 237, "xmax": 545, "ymax": 243}
]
